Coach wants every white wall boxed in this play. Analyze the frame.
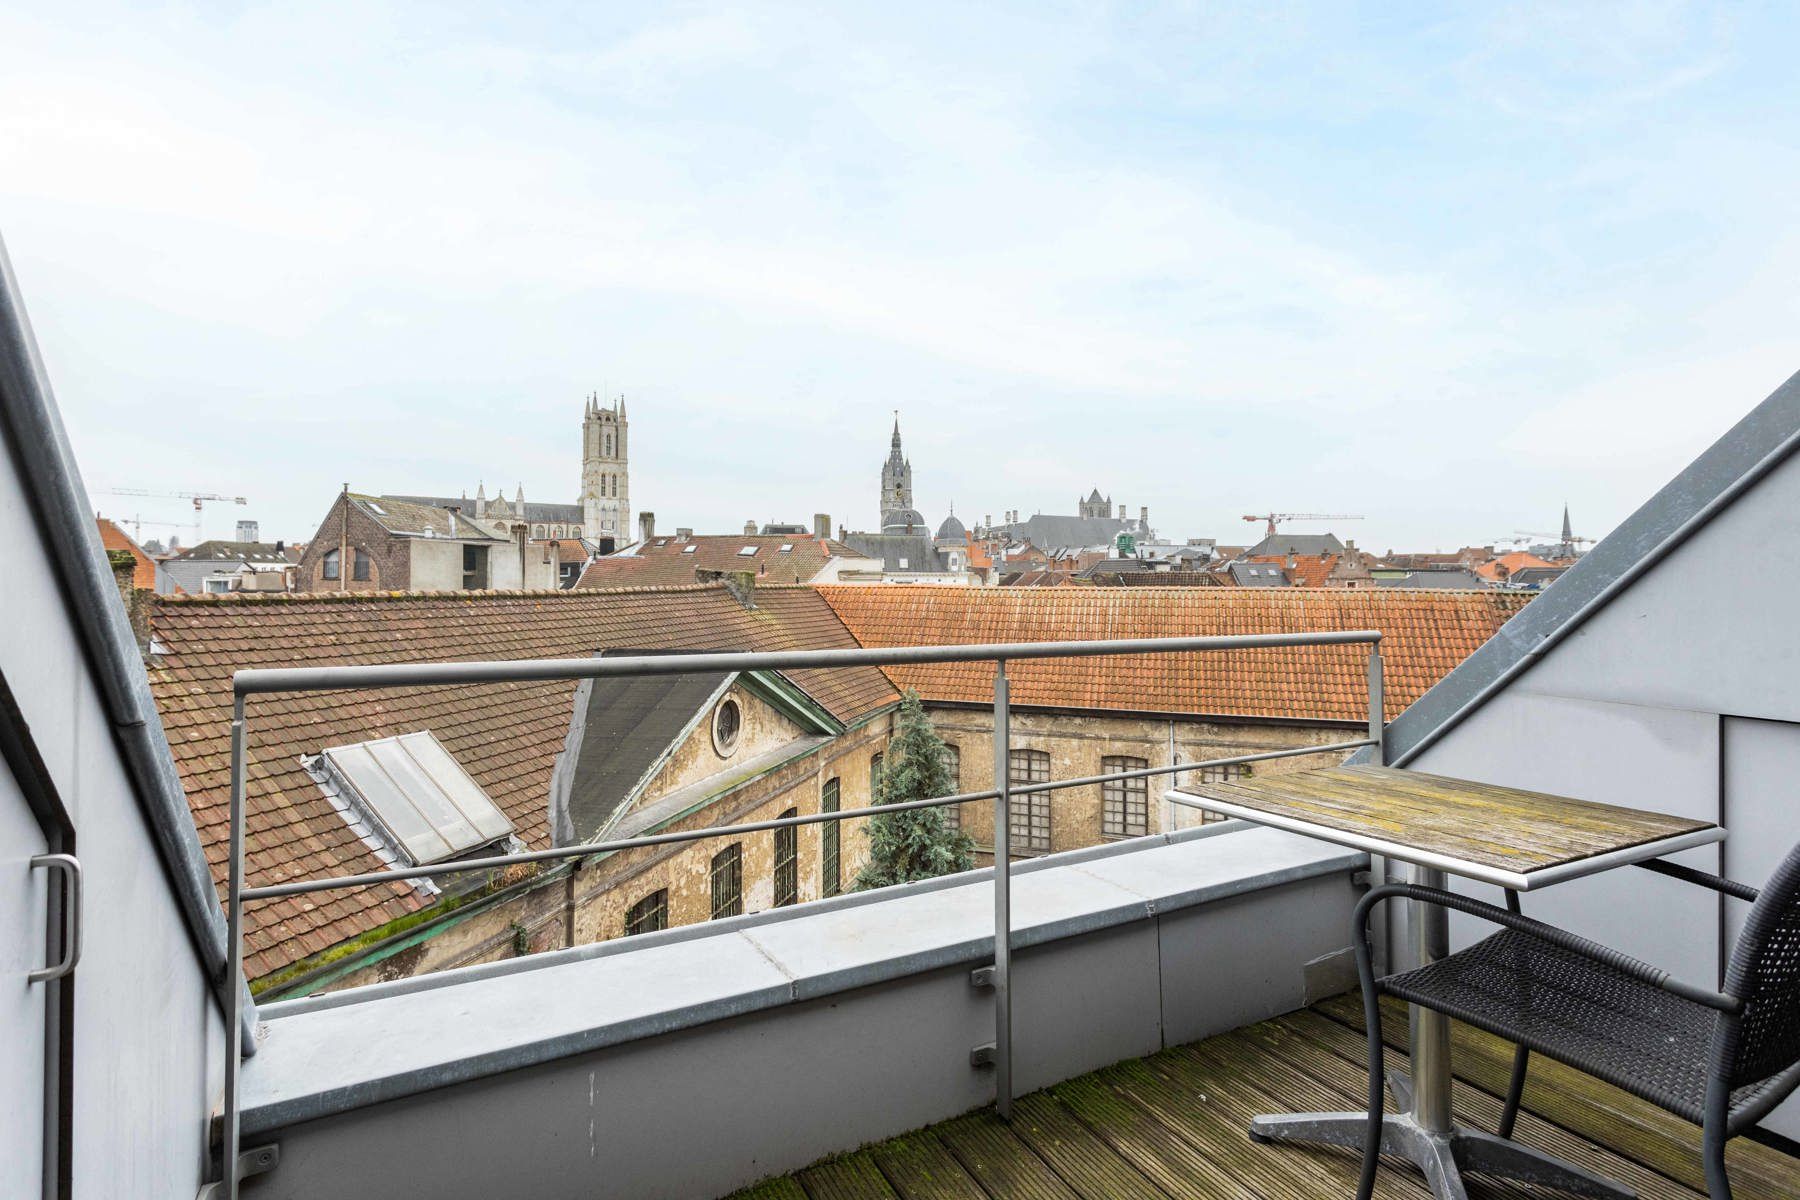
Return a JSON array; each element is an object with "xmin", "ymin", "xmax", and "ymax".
[
  {"xmin": 0, "ymin": 431, "xmax": 223, "ymax": 1195},
  {"xmin": 1409, "ymin": 449, "xmax": 1800, "ymax": 1137}
]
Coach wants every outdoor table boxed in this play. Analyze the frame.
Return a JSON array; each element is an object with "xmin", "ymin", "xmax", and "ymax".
[{"xmin": 1167, "ymin": 763, "xmax": 1723, "ymax": 1200}]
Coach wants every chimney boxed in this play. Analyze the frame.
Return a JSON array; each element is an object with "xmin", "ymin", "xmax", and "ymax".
[
  {"xmin": 274, "ymin": 539, "xmax": 285, "ymax": 555},
  {"xmin": 107, "ymin": 550, "xmax": 151, "ymax": 657},
  {"xmin": 1117, "ymin": 502, "xmax": 1125, "ymax": 519},
  {"xmin": 1139, "ymin": 505, "xmax": 1148, "ymax": 526},
  {"xmin": 813, "ymin": 513, "xmax": 831, "ymax": 539},
  {"xmin": 676, "ymin": 527, "xmax": 693, "ymax": 540},
  {"xmin": 695, "ymin": 568, "xmax": 756, "ymax": 609},
  {"xmin": 744, "ymin": 520, "xmax": 757, "ymax": 536},
  {"xmin": 638, "ymin": 512, "xmax": 655, "ymax": 543},
  {"xmin": 236, "ymin": 519, "xmax": 259, "ymax": 543}
]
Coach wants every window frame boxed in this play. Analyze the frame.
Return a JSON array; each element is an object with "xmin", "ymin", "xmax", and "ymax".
[
  {"xmin": 773, "ymin": 808, "xmax": 798, "ymax": 907},
  {"xmin": 709, "ymin": 843, "xmax": 743, "ymax": 919},
  {"xmin": 1006, "ymin": 748, "xmax": 1052, "ymax": 854},
  {"xmin": 624, "ymin": 888, "xmax": 669, "ymax": 936},
  {"xmin": 940, "ymin": 743, "xmax": 961, "ymax": 832},
  {"xmin": 820, "ymin": 778, "xmax": 841, "ymax": 898},
  {"xmin": 1100, "ymin": 755, "xmax": 1150, "ymax": 839},
  {"xmin": 321, "ymin": 548, "xmax": 340, "ymax": 581},
  {"xmin": 870, "ymin": 752, "xmax": 884, "ymax": 803},
  {"xmin": 352, "ymin": 546, "xmax": 372, "ymax": 582}
]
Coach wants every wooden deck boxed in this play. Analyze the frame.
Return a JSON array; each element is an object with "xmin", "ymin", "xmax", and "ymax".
[{"xmin": 726, "ymin": 995, "xmax": 1799, "ymax": 1200}]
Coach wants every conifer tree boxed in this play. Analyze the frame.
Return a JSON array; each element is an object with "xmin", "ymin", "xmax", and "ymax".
[{"xmin": 854, "ymin": 690, "xmax": 976, "ymax": 889}]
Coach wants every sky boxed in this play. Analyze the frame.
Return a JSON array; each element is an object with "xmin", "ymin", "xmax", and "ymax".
[{"xmin": 3, "ymin": 2, "xmax": 1797, "ymax": 552}]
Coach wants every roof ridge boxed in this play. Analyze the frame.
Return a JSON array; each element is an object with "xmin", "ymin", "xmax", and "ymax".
[{"xmin": 151, "ymin": 582, "xmax": 741, "ymax": 605}]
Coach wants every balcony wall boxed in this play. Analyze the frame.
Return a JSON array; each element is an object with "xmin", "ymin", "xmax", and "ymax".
[{"xmin": 238, "ymin": 823, "xmax": 1363, "ymax": 1200}]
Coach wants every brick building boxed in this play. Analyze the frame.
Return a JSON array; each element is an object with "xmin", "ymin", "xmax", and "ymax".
[{"xmin": 147, "ymin": 581, "xmax": 1528, "ymax": 998}]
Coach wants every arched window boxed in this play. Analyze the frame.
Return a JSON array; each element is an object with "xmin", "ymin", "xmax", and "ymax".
[
  {"xmin": 709, "ymin": 844, "xmax": 743, "ymax": 919},
  {"xmin": 321, "ymin": 549, "xmax": 340, "ymax": 581},
  {"xmin": 352, "ymin": 548, "xmax": 372, "ymax": 582},
  {"xmin": 773, "ymin": 809, "xmax": 798, "ymax": 907}
]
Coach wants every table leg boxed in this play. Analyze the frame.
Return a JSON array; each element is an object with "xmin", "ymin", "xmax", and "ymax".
[{"xmin": 1247, "ymin": 865, "xmax": 1636, "ymax": 1200}]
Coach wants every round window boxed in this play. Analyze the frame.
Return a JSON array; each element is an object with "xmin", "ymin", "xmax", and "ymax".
[{"xmin": 713, "ymin": 697, "xmax": 743, "ymax": 755}]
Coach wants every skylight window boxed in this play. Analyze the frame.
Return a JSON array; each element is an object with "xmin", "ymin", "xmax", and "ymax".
[
  {"xmin": 367, "ymin": 501, "xmax": 386, "ymax": 515},
  {"xmin": 682, "ymin": 544, "xmax": 698, "ymax": 554},
  {"xmin": 313, "ymin": 731, "xmax": 513, "ymax": 867},
  {"xmin": 778, "ymin": 544, "xmax": 793, "ymax": 553},
  {"xmin": 738, "ymin": 546, "xmax": 759, "ymax": 557}
]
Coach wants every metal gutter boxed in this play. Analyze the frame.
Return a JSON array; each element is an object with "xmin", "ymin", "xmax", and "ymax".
[{"xmin": 0, "ymin": 235, "xmax": 254, "ymax": 1049}]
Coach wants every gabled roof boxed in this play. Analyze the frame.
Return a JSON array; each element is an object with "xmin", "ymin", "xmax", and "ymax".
[
  {"xmin": 1368, "ymin": 369, "xmax": 1800, "ymax": 768},
  {"xmin": 816, "ymin": 585, "xmax": 1531, "ymax": 723},
  {"xmin": 1227, "ymin": 561, "xmax": 1291, "ymax": 587},
  {"xmin": 576, "ymin": 535, "xmax": 862, "ymax": 588},
  {"xmin": 347, "ymin": 494, "xmax": 507, "ymax": 541},
  {"xmin": 1245, "ymin": 532, "xmax": 1346, "ymax": 558},
  {"xmin": 559, "ymin": 666, "xmax": 842, "ymax": 845},
  {"xmin": 146, "ymin": 583, "xmax": 896, "ymax": 980},
  {"xmin": 1247, "ymin": 553, "xmax": 1337, "ymax": 587},
  {"xmin": 1472, "ymin": 550, "xmax": 1557, "ymax": 582},
  {"xmin": 385, "ymin": 494, "xmax": 583, "ymax": 525},
  {"xmin": 96, "ymin": 516, "xmax": 157, "ymax": 588},
  {"xmin": 171, "ymin": 540, "xmax": 292, "ymax": 563}
]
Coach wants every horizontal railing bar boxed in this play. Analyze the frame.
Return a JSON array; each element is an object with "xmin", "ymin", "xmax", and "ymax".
[
  {"xmin": 231, "ymin": 631, "xmax": 1383, "ymax": 696},
  {"xmin": 240, "ymin": 738, "xmax": 1376, "ymax": 901}
]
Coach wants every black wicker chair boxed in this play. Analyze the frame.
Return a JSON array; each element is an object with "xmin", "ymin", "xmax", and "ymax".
[{"xmin": 1349, "ymin": 840, "xmax": 1800, "ymax": 1200}]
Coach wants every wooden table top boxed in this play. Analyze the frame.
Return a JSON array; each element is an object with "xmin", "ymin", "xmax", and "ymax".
[{"xmin": 1170, "ymin": 764, "xmax": 1721, "ymax": 889}]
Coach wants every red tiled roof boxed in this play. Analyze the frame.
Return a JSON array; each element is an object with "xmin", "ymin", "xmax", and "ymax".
[
  {"xmin": 1473, "ymin": 551, "xmax": 1557, "ymax": 582},
  {"xmin": 1247, "ymin": 554, "xmax": 1336, "ymax": 587},
  {"xmin": 147, "ymin": 584, "xmax": 895, "ymax": 980},
  {"xmin": 96, "ymin": 517, "xmax": 157, "ymax": 589},
  {"xmin": 576, "ymin": 535, "xmax": 861, "ymax": 589},
  {"xmin": 816, "ymin": 585, "xmax": 1531, "ymax": 724}
]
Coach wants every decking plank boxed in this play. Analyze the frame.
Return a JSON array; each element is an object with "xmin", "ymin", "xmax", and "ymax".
[
  {"xmin": 1050, "ymin": 1072, "xmax": 1261, "ymax": 1200},
  {"xmin": 1006, "ymin": 1093, "xmax": 1169, "ymax": 1200},
  {"xmin": 935, "ymin": 1113, "xmax": 1081, "ymax": 1200},
  {"xmin": 866, "ymin": 1134, "xmax": 988, "ymax": 1200},
  {"xmin": 1316, "ymin": 993, "xmax": 1798, "ymax": 1200},
  {"xmin": 1254, "ymin": 1010, "xmax": 1705, "ymax": 1200},
  {"xmin": 724, "ymin": 1176, "xmax": 812, "ymax": 1200},
  {"xmin": 799, "ymin": 1153, "xmax": 902, "ymax": 1200}
]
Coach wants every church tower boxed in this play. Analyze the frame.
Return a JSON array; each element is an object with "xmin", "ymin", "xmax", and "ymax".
[
  {"xmin": 581, "ymin": 393, "xmax": 629, "ymax": 547},
  {"xmin": 880, "ymin": 415, "xmax": 913, "ymax": 518}
]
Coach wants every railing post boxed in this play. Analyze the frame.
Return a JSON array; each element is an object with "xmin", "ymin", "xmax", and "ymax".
[
  {"xmin": 1367, "ymin": 643, "xmax": 1384, "ymax": 765},
  {"xmin": 1366, "ymin": 644, "xmax": 1390, "ymax": 976},
  {"xmin": 222, "ymin": 694, "xmax": 246, "ymax": 1200},
  {"xmin": 992, "ymin": 660, "xmax": 1012, "ymax": 1120}
]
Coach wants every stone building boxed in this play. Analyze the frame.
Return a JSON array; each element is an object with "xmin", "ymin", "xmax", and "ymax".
[
  {"xmin": 580, "ymin": 392, "xmax": 630, "ymax": 548},
  {"xmin": 146, "ymin": 579, "xmax": 1527, "ymax": 999},
  {"xmin": 295, "ymin": 490, "xmax": 562, "ymax": 592}
]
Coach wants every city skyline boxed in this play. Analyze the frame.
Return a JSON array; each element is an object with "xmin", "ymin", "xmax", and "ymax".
[{"xmin": 4, "ymin": 3, "xmax": 1796, "ymax": 548}]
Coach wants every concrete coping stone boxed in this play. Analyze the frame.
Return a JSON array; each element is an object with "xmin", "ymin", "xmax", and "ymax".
[{"xmin": 240, "ymin": 824, "xmax": 1363, "ymax": 1135}]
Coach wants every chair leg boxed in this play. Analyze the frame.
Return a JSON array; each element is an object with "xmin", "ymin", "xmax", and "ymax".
[
  {"xmin": 1497, "ymin": 1045, "xmax": 1529, "ymax": 1139},
  {"xmin": 1702, "ymin": 1127, "xmax": 1732, "ymax": 1200},
  {"xmin": 1357, "ymin": 985, "xmax": 1385, "ymax": 1200}
]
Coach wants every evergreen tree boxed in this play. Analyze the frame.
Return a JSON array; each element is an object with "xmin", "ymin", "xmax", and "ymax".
[{"xmin": 854, "ymin": 690, "xmax": 976, "ymax": 889}]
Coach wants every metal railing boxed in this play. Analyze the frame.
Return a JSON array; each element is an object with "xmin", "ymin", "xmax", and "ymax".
[{"xmin": 217, "ymin": 630, "xmax": 1385, "ymax": 1196}]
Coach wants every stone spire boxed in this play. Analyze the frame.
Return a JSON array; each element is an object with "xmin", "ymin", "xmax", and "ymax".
[
  {"xmin": 880, "ymin": 412, "xmax": 914, "ymax": 523},
  {"xmin": 1561, "ymin": 503, "xmax": 1573, "ymax": 545},
  {"xmin": 581, "ymin": 392, "xmax": 630, "ymax": 547}
]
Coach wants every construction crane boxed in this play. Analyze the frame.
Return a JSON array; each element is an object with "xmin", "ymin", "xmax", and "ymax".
[
  {"xmin": 96, "ymin": 489, "xmax": 246, "ymax": 543},
  {"xmin": 1241, "ymin": 512, "xmax": 1363, "ymax": 539},
  {"xmin": 1514, "ymin": 529, "xmax": 1596, "ymax": 546}
]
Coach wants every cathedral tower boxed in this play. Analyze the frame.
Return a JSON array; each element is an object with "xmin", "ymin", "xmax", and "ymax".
[
  {"xmin": 880, "ymin": 415, "xmax": 913, "ymax": 517},
  {"xmin": 581, "ymin": 393, "xmax": 629, "ymax": 546}
]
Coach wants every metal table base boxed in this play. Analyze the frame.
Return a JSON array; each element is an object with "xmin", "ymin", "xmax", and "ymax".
[{"xmin": 1247, "ymin": 868, "xmax": 1636, "ymax": 1200}]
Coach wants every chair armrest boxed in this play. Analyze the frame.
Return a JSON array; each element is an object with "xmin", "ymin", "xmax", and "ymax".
[
  {"xmin": 1634, "ymin": 857, "xmax": 1759, "ymax": 902},
  {"xmin": 1352, "ymin": 882, "xmax": 1743, "ymax": 1014}
]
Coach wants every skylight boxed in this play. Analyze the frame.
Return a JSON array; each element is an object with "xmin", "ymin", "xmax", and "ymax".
[
  {"xmin": 738, "ymin": 546, "xmax": 759, "ymax": 557},
  {"xmin": 367, "ymin": 501, "xmax": 386, "ymax": 515},
  {"xmin": 778, "ymin": 543, "xmax": 794, "ymax": 553},
  {"xmin": 314, "ymin": 731, "xmax": 513, "ymax": 867},
  {"xmin": 682, "ymin": 545, "xmax": 698, "ymax": 554}
]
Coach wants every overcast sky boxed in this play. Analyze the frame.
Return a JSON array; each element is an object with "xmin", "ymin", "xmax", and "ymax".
[{"xmin": 3, "ymin": 3, "xmax": 1797, "ymax": 551}]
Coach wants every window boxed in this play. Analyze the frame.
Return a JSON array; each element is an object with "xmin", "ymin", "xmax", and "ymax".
[
  {"xmin": 737, "ymin": 546, "xmax": 758, "ymax": 557},
  {"xmin": 682, "ymin": 544, "xmax": 698, "ymax": 554},
  {"xmin": 778, "ymin": 543, "xmax": 793, "ymax": 553},
  {"xmin": 312, "ymin": 730, "xmax": 514, "ymax": 867},
  {"xmin": 941, "ymin": 744, "xmax": 962, "ymax": 832},
  {"xmin": 352, "ymin": 547, "xmax": 372, "ymax": 581},
  {"xmin": 1101, "ymin": 756, "xmax": 1150, "ymax": 838},
  {"xmin": 821, "ymin": 778, "xmax": 841, "ymax": 897},
  {"xmin": 773, "ymin": 809, "xmax": 798, "ymax": 907},
  {"xmin": 1199, "ymin": 761, "xmax": 1250, "ymax": 785},
  {"xmin": 712, "ymin": 697, "xmax": 742, "ymax": 755},
  {"xmin": 203, "ymin": 577, "xmax": 232, "ymax": 594},
  {"xmin": 1007, "ymin": 749, "xmax": 1051, "ymax": 853},
  {"xmin": 462, "ymin": 544, "xmax": 489, "ymax": 590},
  {"xmin": 710, "ymin": 844, "xmax": 743, "ymax": 919},
  {"xmin": 625, "ymin": 889, "xmax": 668, "ymax": 936},
  {"xmin": 870, "ymin": 753, "xmax": 884, "ymax": 802},
  {"xmin": 321, "ymin": 548, "xmax": 340, "ymax": 580}
]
